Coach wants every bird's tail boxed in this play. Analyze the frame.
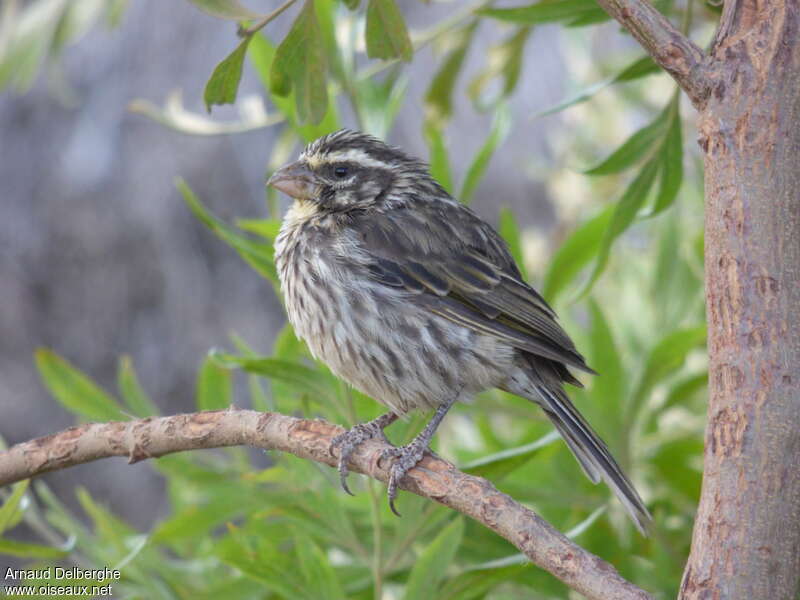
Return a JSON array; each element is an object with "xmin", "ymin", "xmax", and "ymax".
[{"xmin": 532, "ymin": 384, "xmax": 651, "ymax": 534}]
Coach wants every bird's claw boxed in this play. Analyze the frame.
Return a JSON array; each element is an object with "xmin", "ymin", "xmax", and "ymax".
[
  {"xmin": 330, "ymin": 422, "xmax": 390, "ymax": 496},
  {"xmin": 381, "ymin": 442, "xmax": 427, "ymax": 517}
]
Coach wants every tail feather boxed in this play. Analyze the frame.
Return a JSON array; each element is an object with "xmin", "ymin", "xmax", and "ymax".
[{"xmin": 535, "ymin": 384, "xmax": 652, "ymax": 535}]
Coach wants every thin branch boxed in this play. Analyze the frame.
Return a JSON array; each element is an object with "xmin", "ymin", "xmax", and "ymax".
[
  {"xmin": 592, "ymin": 0, "xmax": 710, "ymax": 108},
  {"xmin": 0, "ymin": 409, "xmax": 652, "ymax": 600},
  {"xmin": 237, "ymin": 0, "xmax": 299, "ymax": 38}
]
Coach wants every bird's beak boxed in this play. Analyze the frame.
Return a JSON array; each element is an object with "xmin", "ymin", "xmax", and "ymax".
[{"xmin": 267, "ymin": 161, "xmax": 317, "ymax": 199}]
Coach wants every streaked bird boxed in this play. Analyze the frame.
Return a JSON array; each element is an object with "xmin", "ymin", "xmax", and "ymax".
[{"xmin": 268, "ymin": 129, "xmax": 650, "ymax": 532}]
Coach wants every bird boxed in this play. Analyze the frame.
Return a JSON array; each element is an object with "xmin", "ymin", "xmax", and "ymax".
[{"xmin": 268, "ymin": 129, "xmax": 651, "ymax": 533}]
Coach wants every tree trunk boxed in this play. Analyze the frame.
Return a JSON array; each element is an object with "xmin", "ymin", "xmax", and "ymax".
[{"xmin": 680, "ymin": 1, "xmax": 800, "ymax": 597}]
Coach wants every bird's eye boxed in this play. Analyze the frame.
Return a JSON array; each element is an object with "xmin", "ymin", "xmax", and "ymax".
[{"xmin": 333, "ymin": 166, "xmax": 349, "ymax": 178}]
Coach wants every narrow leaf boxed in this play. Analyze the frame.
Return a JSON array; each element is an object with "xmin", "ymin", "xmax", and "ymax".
[
  {"xmin": 176, "ymin": 178, "xmax": 279, "ymax": 286},
  {"xmin": 424, "ymin": 122, "xmax": 454, "ymax": 194},
  {"xmin": 0, "ymin": 481, "xmax": 29, "ymax": 534},
  {"xmin": 461, "ymin": 430, "xmax": 560, "ymax": 480},
  {"xmin": 197, "ymin": 357, "xmax": 233, "ymax": 411},
  {"xmin": 403, "ymin": 518, "xmax": 465, "ymax": 600},
  {"xmin": 425, "ymin": 24, "xmax": 476, "ymax": 123},
  {"xmin": 209, "ymin": 352, "xmax": 330, "ymax": 398},
  {"xmin": 468, "ymin": 27, "xmax": 531, "ymax": 109},
  {"xmin": 632, "ymin": 326, "xmax": 707, "ymax": 409},
  {"xmin": 0, "ymin": 538, "xmax": 67, "ymax": 559},
  {"xmin": 271, "ymin": 0, "xmax": 329, "ymax": 123},
  {"xmin": 293, "ymin": 534, "xmax": 346, "ymax": 600},
  {"xmin": 649, "ymin": 106, "xmax": 683, "ymax": 215},
  {"xmin": 583, "ymin": 108, "xmax": 668, "ymax": 175},
  {"xmin": 532, "ymin": 55, "xmax": 658, "ymax": 119},
  {"xmin": 188, "ymin": 0, "xmax": 261, "ymax": 20},
  {"xmin": 250, "ymin": 33, "xmax": 340, "ymax": 140},
  {"xmin": 662, "ymin": 372, "xmax": 708, "ymax": 412},
  {"xmin": 204, "ymin": 36, "xmax": 252, "ymax": 112},
  {"xmin": 117, "ymin": 356, "xmax": 159, "ymax": 417},
  {"xmin": 616, "ymin": 55, "xmax": 659, "ymax": 81},
  {"xmin": 542, "ymin": 205, "xmax": 613, "ymax": 302},
  {"xmin": 365, "ymin": 0, "xmax": 413, "ymax": 61},
  {"xmin": 460, "ymin": 106, "xmax": 511, "ymax": 203},
  {"xmin": 479, "ymin": 0, "xmax": 602, "ymax": 24},
  {"xmin": 35, "ymin": 349, "xmax": 125, "ymax": 421},
  {"xmin": 587, "ymin": 300, "xmax": 625, "ymax": 410},
  {"xmin": 498, "ymin": 207, "xmax": 525, "ymax": 275},
  {"xmin": 577, "ymin": 157, "xmax": 660, "ymax": 297}
]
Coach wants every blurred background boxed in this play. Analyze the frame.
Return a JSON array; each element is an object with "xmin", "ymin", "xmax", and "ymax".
[
  {"xmin": 0, "ymin": 0, "xmax": 573, "ymax": 528},
  {"xmin": 0, "ymin": 0, "xmax": 712, "ymax": 596}
]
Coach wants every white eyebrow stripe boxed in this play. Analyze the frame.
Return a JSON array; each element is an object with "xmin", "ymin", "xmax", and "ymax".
[{"xmin": 324, "ymin": 149, "xmax": 395, "ymax": 170}]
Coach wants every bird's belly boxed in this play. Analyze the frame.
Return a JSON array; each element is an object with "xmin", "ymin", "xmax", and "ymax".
[{"xmin": 283, "ymin": 266, "xmax": 514, "ymax": 414}]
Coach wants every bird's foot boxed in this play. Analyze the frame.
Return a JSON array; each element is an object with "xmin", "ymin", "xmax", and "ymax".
[
  {"xmin": 330, "ymin": 412, "xmax": 397, "ymax": 496},
  {"xmin": 380, "ymin": 439, "xmax": 428, "ymax": 517}
]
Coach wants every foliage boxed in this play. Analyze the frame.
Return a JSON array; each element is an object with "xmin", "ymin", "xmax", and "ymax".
[{"xmin": 1, "ymin": 0, "xmax": 713, "ymax": 597}]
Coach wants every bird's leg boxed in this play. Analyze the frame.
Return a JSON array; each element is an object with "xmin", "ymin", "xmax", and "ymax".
[
  {"xmin": 381, "ymin": 395, "xmax": 458, "ymax": 516},
  {"xmin": 330, "ymin": 412, "xmax": 398, "ymax": 496}
]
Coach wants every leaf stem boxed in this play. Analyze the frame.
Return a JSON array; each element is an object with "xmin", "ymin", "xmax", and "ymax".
[
  {"xmin": 238, "ymin": 0, "xmax": 300, "ymax": 37},
  {"xmin": 357, "ymin": 0, "xmax": 492, "ymax": 81}
]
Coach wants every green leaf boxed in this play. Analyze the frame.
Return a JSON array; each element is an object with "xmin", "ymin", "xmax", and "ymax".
[
  {"xmin": 176, "ymin": 178, "xmax": 279, "ymax": 286},
  {"xmin": 577, "ymin": 157, "xmax": 660, "ymax": 297},
  {"xmin": 403, "ymin": 518, "xmax": 465, "ymax": 600},
  {"xmin": 617, "ymin": 55, "xmax": 659, "ymax": 81},
  {"xmin": 293, "ymin": 533, "xmax": 346, "ymax": 600},
  {"xmin": 479, "ymin": 0, "xmax": 603, "ymax": 24},
  {"xmin": 425, "ymin": 24, "xmax": 476, "ymax": 123},
  {"xmin": 197, "ymin": 357, "xmax": 233, "ymax": 411},
  {"xmin": 587, "ymin": 300, "xmax": 625, "ymax": 412},
  {"xmin": 564, "ymin": 7, "xmax": 609, "ymax": 25},
  {"xmin": 439, "ymin": 566, "xmax": 527, "ymax": 600},
  {"xmin": 117, "ymin": 356, "xmax": 159, "ymax": 417},
  {"xmin": 188, "ymin": 0, "xmax": 261, "ymax": 20},
  {"xmin": 460, "ymin": 106, "xmax": 511, "ymax": 203},
  {"xmin": 498, "ymin": 207, "xmax": 525, "ymax": 275},
  {"xmin": 152, "ymin": 498, "xmax": 246, "ymax": 543},
  {"xmin": 542, "ymin": 205, "xmax": 613, "ymax": 303},
  {"xmin": 468, "ymin": 27, "xmax": 531, "ymax": 109},
  {"xmin": 424, "ymin": 122, "xmax": 454, "ymax": 194},
  {"xmin": 250, "ymin": 33, "xmax": 339, "ymax": 140},
  {"xmin": 631, "ymin": 326, "xmax": 707, "ymax": 411},
  {"xmin": 649, "ymin": 105, "xmax": 683, "ymax": 215},
  {"xmin": 0, "ymin": 0, "xmax": 68, "ymax": 92},
  {"xmin": 0, "ymin": 481, "xmax": 29, "ymax": 534},
  {"xmin": 35, "ymin": 349, "xmax": 125, "ymax": 421},
  {"xmin": 210, "ymin": 352, "xmax": 331, "ymax": 399},
  {"xmin": 365, "ymin": 0, "xmax": 413, "ymax": 61},
  {"xmin": 461, "ymin": 430, "xmax": 559, "ymax": 479},
  {"xmin": 0, "ymin": 538, "xmax": 67, "ymax": 559},
  {"xmin": 356, "ymin": 71, "xmax": 409, "ymax": 139},
  {"xmin": 583, "ymin": 108, "xmax": 669, "ymax": 175},
  {"xmin": 270, "ymin": 0, "xmax": 329, "ymax": 123},
  {"xmin": 76, "ymin": 487, "xmax": 135, "ymax": 544},
  {"xmin": 236, "ymin": 218, "xmax": 282, "ymax": 239},
  {"xmin": 204, "ymin": 36, "xmax": 252, "ymax": 112},
  {"xmin": 662, "ymin": 372, "xmax": 708, "ymax": 412},
  {"xmin": 532, "ymin": 55, "xmax": 659, "ymax": 119}
]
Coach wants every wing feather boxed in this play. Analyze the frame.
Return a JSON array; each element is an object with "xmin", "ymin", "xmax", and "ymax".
[{"xmin": 355, "ymin": 202, "xmax": 594, "ymax": 375}]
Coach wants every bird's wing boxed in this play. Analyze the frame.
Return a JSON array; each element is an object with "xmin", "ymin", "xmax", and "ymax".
[{"xmin": 354, "ymin": 201, "xmax": 594, "ymax": 374}]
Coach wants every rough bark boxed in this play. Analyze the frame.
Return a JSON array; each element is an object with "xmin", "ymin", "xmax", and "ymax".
[
  {"xmin": 593, "ymin": 0, "xmax": 710, "ymax": 107},
  {"xmin": 592, "ymin": 0, "xmax": 800, "ymax": 596},
  {"xmin": 0, "ymin": 410, "xmax": 652, "ymax": 600},
  {"xmin": 680, "ymin": 2, "xmax": 800, "ymax": 598}
]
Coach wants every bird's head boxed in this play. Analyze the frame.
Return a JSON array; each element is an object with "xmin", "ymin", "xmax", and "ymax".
[{"xmin": 267, "ymin": 129, "xmax": 441, "ymax": 212}]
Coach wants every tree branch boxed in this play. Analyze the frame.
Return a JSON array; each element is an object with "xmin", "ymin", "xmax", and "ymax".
[
  {"xmin": 0, "ymin": 409, "xmax": 652, "ymax": 600},
  {"xmin": 593, "ymin": 0, "xmax": 710, "ymax": 108}
]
